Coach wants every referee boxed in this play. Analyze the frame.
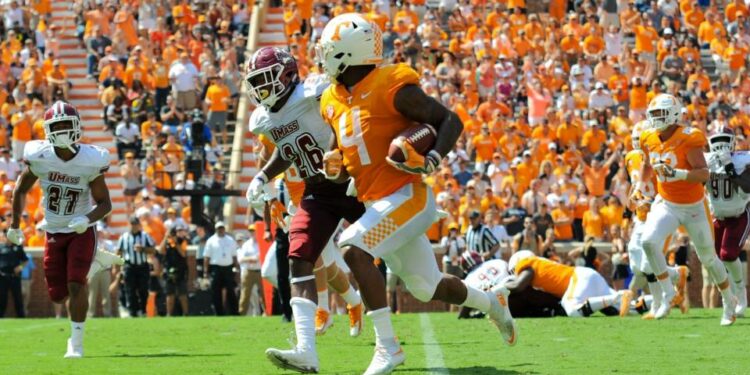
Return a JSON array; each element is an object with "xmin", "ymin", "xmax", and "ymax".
[
  {"xmin": 465, "ymin": 210, "xmax": 500, "ymax": 260},
  {"xmin": 203, "ymin": 221, "xmax": 239, "ymax": 316},
  {"xmin": 0, "ymin": 232, "xmax": 28, "ymax": 318},
  {"xmin": 117, "ymin": 217, "xmax": 156, "ymax": 318}
]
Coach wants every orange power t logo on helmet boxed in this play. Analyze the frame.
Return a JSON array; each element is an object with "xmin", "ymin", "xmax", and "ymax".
[{"xmin": 331, "ymin": 21, "xmax": 351, "ymax": 41}]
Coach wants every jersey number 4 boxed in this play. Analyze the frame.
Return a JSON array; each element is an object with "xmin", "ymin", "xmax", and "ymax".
[
  {"xmin": 338, "ymin": 107, "xmax": 371, "ymax": 165},
  {"xmin": 47, "ymin": 185, "xmax": 82, "ymax": 215},
  {"xmin": 710, "ymin": 176, "xmax": 734, "ymax": 201}
]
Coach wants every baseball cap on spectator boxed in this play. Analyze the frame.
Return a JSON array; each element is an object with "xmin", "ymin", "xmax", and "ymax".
[
  {"xmin": 571, "ymin": 66, "xmax": 582, "ymax": 76},
  {"xmin": 594, "ymin": 82, "xmax": 604, "ymax": 90},
  {"xmin": 469, "ymin": 210, "xmax": 481, "ymax": 219},
  {"xmin": 511, "ymin": 157, "xmax": 522, "ymax": 168},
  {"xmin": 523, "ymin": 150, "xmax": 532, "ymax": 157},
  {"xmin": 448, "ymin": 223, "xmax": 459, "ymax": 231},
  {"xmin": 548, "ymin": 143, "xmax": 557, "ymax": 151},
  {"xmin": 3, "ymin": 185, "xmax": 12, "ymax": 193},
  {"xmin": 215, "ymin": 221, "xmax": 226, "ymax": 229},
  {"xmin": 129, "ymin": 217, "xmax": 140, "ymax": 225},
  {"xmin": 664, "ymin": 28, "xmax": 673, "ymax": 35}
]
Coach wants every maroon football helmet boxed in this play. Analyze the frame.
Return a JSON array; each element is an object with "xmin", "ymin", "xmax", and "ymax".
[
  {"xmin": 460, "ymin": 251, "xmax": 484, "ymax": 275},
  {"xmin": 43, "ymin": 101, "xmax": 81, "ymax": 151},
  {"xmin": 708, "ymin": 126, "xmax": 735, "ymax": 153},
  {"xmin": 245, "ymin": 47, "xmax": 299, "ymax": 109}
]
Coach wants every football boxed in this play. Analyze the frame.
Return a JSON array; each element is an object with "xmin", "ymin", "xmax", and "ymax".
[{"xmin": 388, "ymin": 123, "xmax": 437, "ymax": 163}]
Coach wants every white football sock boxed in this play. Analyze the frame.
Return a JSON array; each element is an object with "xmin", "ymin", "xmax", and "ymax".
[
  {"xmin": 460, "ymin": 282, "xmax": 491, "ymax": 312},
  {"xmin": 70, "ymin": 321, "xmax": 85, "ymax": 347},
  {"xmin": 291, "ymin": 297, "xmax": 317, "ymax": 352},
  {"xmin": 317, "ymin": 289, "xmax": 330, "ymax": 313},
  {"xmin": 648, "ymin": 282, "xmax": 663, "ymax": 310},
  {"xmin": 340, "ymin": 286, "xmax": 362, "ymax": 307},
  {"xmin": 657, "ymin": 276, "xmax": 674, "ymax": 298},
  {"xmin": 724, "ymin": 260, "xmax": 744, "ymax": 287},
  {"xmin": 368, "ymin": 307, "xmax": 397, "ymax": 348},
  {"xmin": 587, "ymin": 293, "xmax": 620, "ymax": 312}
]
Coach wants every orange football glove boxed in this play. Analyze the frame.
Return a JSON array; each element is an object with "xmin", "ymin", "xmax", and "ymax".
[
  {"xmin": 269, "ymin": 199, "xmax": 288, "ymax": 231},
  {"xmin": 385, "ymin": 139, "xmax": 441, "ymax": 175}
]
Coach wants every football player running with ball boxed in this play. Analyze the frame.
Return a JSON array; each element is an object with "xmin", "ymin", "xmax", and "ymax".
[
  {"xmin": 244, "ymin": 47, "xmax": 368, "ymax": 374},
  {"xmin": 705, "ymin": 126, "xmax": 750, "ymax": 317},
  {"xmin": 316, "ymin": 13, "xmax": 516, "ymax": 375},
  {"xmin": 9, "ymin": 101, "xmax": 122, "ymax": 358},
  {"xmin": 634, "ymin": 94, "xmax": 736, "ymax": 325}
]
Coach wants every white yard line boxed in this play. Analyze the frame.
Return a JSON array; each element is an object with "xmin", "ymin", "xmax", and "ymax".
[
  {"xmin": 0, "ymin": 321, "xmax": 62, "ymax": 334},
  {"xmin": 419, "ymin": 313, "xmax": 450, "ymax": 375}
]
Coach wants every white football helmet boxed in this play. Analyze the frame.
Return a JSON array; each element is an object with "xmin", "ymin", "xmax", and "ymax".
[
  {"xmin": 708, "ymin": 126, "xmax": 736, "ymax": 153},
  {"xmin": 315, "ymin": 13, "xmax": 383, "ymax": 82},
  {"xmin": 508, "ymin": 250, "xmax": 535, "ymax": 274},
  {"xmin": 646, "ymin": 94, "xmax": 681, "ymax": 132},
  {"xmin": 631, "ymin": 120, "xmax": 651, "ymax": 151}
]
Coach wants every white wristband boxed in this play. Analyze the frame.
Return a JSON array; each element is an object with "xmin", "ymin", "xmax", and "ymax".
[
  {"xmin": 256, "ymin": 171, "xmax": 269, "ymax": 183},
  {"xmin": 673, "ymin": 169, "xmax": 688, "ymax": 180}
]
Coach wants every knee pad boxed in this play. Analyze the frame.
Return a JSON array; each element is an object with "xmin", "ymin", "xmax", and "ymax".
[
  {"xmin": 401, "ymin": 273, "xmax": 439, "ymax": 303},
  {"xmin": 645, "ymin": 273, "xmax": 657, "ymax": 283},
  {"xmin": 48, "ymin": 286, "xmax": 68, "ymax": 303}
]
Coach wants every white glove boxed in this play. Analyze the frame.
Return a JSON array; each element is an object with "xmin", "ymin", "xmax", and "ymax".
[
  {"xmin": 7, "ymin": 228, "xmax": 24, "ymax": 245},
  {"xmin": 37, "ymin": 219, "xmax": 48, "ymax": 232},
  {"xmin": 246, "ymin": 172, "xmax": 269, "ymax": 203},
  {"xmin": 68, "ymin": 216, "xmax": 90, "ymax": 234}
]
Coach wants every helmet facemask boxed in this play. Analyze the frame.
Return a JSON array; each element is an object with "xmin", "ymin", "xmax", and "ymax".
[
  {"xmin": 245, "ymin": 63, "xmax": 294, "ymax": 109},
  {"xmin": 45, "ymin": 119, "xmax": 81, "ymax": 152},
  {"xmin": 709, "ymin": 134, "xmax": 735, "ymax": 153}
]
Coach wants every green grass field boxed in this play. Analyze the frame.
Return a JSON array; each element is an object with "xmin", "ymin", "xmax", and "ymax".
[{"xmin": 1, "ymin": 309, "xmax": 748, "ymax": 374}]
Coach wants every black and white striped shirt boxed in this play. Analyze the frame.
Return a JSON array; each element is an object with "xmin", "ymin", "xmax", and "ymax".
[
  {"xmin": 117, "ymin": 231, "xmax": 155, "ymax": 266},
  {"xmin": 465, "ymin": 224, "xmax": 499, "ymax": 257}
]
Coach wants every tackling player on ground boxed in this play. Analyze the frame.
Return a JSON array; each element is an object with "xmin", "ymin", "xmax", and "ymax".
[
  {"xmin": 243, "ymin": 47, "xmax": 366, "ymax": 373},
  {"xmin": 626, "ymin": 120, "xmax": 689, "ymax": 319},
  {"xmin": 705, "ymin": 126, "xmax": 750, "ymax": 317},
  {"xmin": 9, "ymin": 101, "xmax": 122, "ymax": 358},
  {"xmin": 316, "ymin": 13, "xmax": 516, "ymax": 374},
  {"xmin": 635, "ymin": 94, "xmax": 736, "ymax": 325}
]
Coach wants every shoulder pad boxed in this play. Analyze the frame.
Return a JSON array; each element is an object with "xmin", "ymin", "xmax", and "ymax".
[
  {"xmin": 22, "ymin": 140, "xmax": 50, "ymax": 164},
  {"xmin": 82, "ymin": 144, "xmax": 112, "ymax": 172},
  {"xmin": 248, "ymin": 106, "xmax": 270, "ymax": 135},
  {"xmin": 302, "ymin": 74, "xmax": 330, "ymax": 100}
]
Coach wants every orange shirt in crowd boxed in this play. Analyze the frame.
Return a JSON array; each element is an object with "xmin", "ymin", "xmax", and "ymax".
[
  {"xmin": 582, "ymin": 210, "xmax": 604, "ymax": 239},
  {"xmin": 205, "ymin": 82, "xmax": 231, "ymax": 112},
  {"xmin": 583, "ymin": 164, "xmax": 608, "ymax": 197}
]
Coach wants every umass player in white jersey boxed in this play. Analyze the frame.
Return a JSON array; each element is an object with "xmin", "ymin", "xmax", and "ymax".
[
  {"xmin": 8, "ymin": 101, "xmax": 122, "ymax": 358},
  {"xmin": 705, "ymin": 127, "xmax": 750, "ymax": 316},
  {"xmin": 244, "ymin": 47, "xmax": 368, "ymax": 373}
]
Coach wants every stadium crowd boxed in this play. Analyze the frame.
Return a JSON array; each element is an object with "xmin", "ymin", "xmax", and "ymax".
[{"xmin": 2, "ymin": 0, "xmax": 750, "ymax": 317}]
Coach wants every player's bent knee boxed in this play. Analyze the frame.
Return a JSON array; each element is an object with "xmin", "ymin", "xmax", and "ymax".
[
  {"xmin": 400, "ymin": 274, "xmax": 439, "ymax": 302},
  {"xmin": 289, "ymin": 258, "xmax": 315, "ymax": 278},
  {"xmin": 48, "ymin": 286, "xmax": 68, "ymax": 303},
  {"xmin": 342, "ymin": 246, "xmax": 372, "ymax": 267}
]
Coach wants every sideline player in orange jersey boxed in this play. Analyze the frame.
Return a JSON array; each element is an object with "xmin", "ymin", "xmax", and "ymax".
[
  {"xmin": 625, "ymin": 120, "xmax": 689, "ymax": 319},
  {"xmin": 315, "ymin": 14, "xmax": 516, "ymax": 375},
  {"xmin": 505, "ymin": 250, "xmax": 631, "ymax": 317},
  {"xmin": 635, "ymin": 94, "xmax": 736, "ymax": 325}
]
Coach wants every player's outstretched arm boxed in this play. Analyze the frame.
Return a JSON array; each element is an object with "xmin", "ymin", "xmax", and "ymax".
[
  {"xmin": 86, "ymin": 175, "xmax": 113, "ymax": 224},
  {"xmin": 394, "ymin": 84, "xmax": 464, "ymax": 158},
  {"xmin": 10, "ymin": 168, "xmax": 39, "ymax": 229},
  {"xmin": 503, "ymin": 269, "xmax": 534, "ymax": 293}
]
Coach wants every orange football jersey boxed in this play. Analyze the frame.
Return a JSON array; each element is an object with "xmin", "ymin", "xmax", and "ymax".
[
  {"xmin": 257, "ymin": 134, "xmax": 305, "ymax": 205},
  {"xmin": 321, "ymin": 64, "xmax": 421, "ymax": 201},
  {"xmin": 514, "ymin": 256, "xmax": 574, "ymax": 298},
  {"xmin": 640, "ymin": 127, "xmax": 707, "ymax": 204}
]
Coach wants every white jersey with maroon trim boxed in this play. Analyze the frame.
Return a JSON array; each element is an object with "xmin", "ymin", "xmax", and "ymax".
[
  {"xmin": 248, "ymin": 74, "xmax": 333, "ymax": 180},
  {"xmin": 706, "ymin": 151, "xmax": 750, "ymax": 219},
  {"xmin": 23, "ymin": 140, "xmax": 110, "ymax": 233},
  {"xmin": 464, "ymin": 259, "xmax": 510, "ymax": 291}
]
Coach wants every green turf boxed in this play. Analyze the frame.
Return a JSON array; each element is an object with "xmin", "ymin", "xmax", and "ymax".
[{"xmin": 0, "ymin": 309, "xmax": 748, "ymax": 374}]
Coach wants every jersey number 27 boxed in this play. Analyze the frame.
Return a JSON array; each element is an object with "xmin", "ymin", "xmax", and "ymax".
[{"xmin": 47, "ymin": 185, "xmax": 82, "ymax": 215}]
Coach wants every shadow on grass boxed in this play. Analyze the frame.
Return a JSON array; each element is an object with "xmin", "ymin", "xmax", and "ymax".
[
  {"xmin": 89, "ymin": 353, "xmax": 231, "ymax": 359},
  {"xmin": 400, "ymin": 366, "xmax": 536, "ymax": 374}
]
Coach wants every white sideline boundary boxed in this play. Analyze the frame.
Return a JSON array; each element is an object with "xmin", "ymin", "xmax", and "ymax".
[{"xmin": 419, "ymin": 313, "xmax": 450, "ymax": 375}]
